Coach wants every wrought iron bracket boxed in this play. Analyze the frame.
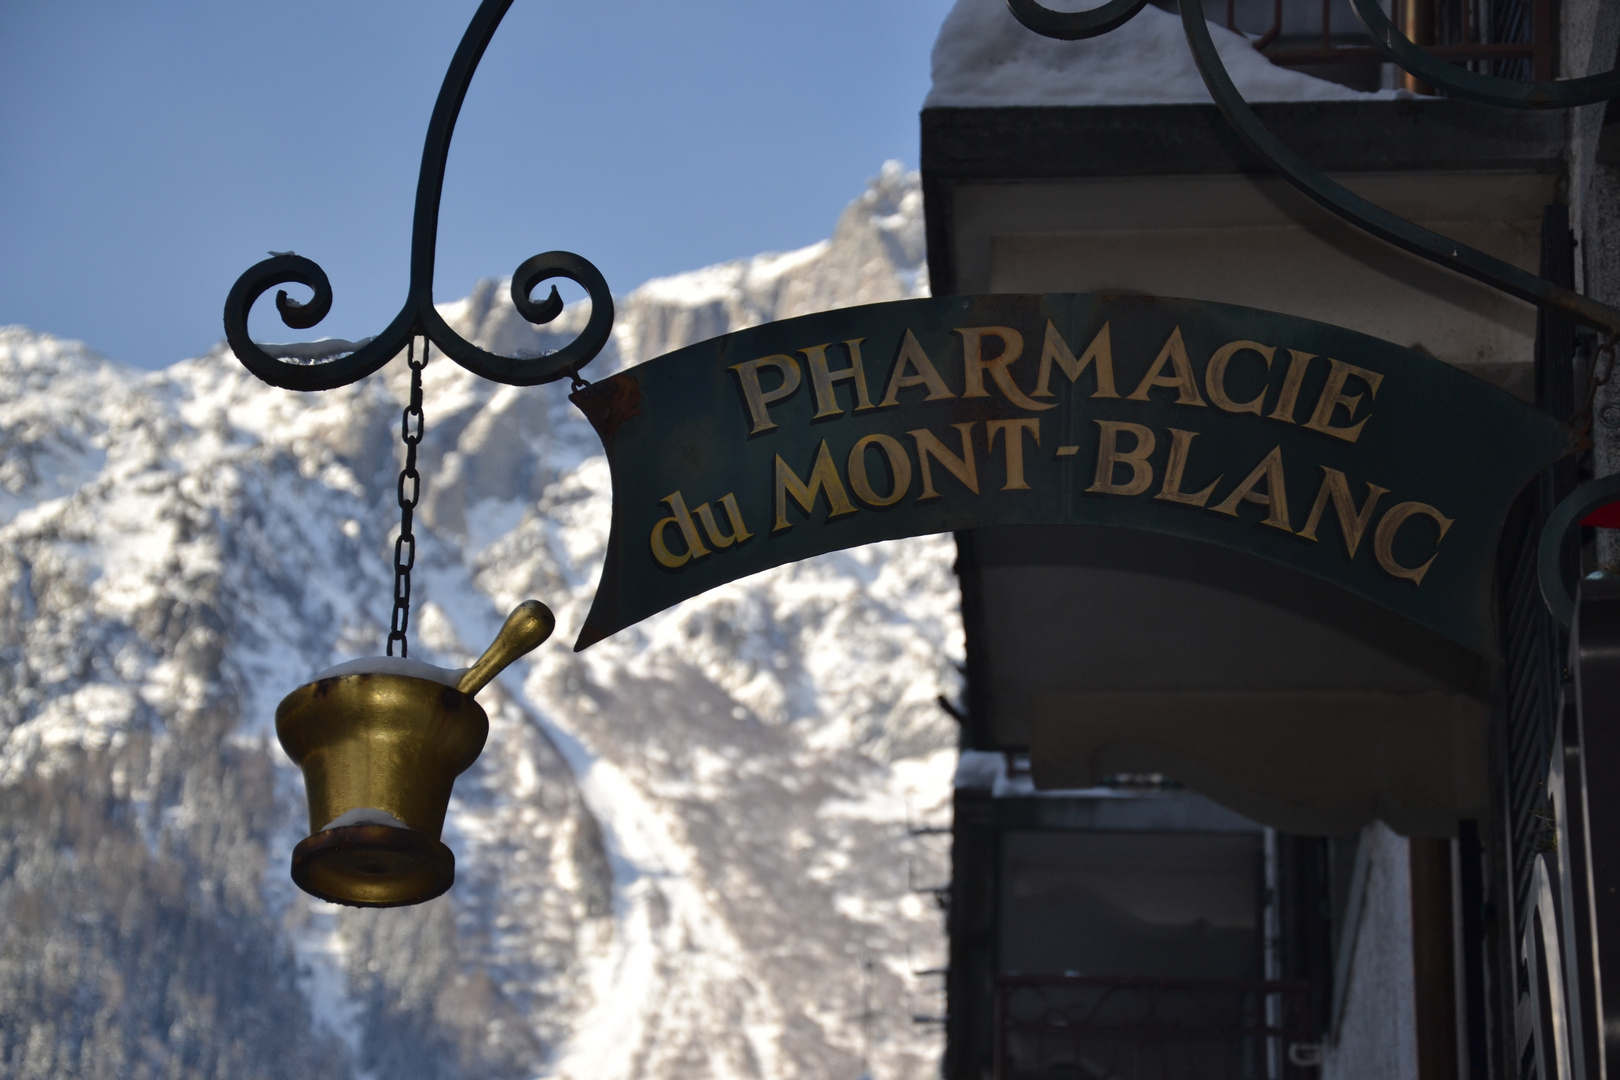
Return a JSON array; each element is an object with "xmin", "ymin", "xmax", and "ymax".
[
  {"xmin": 223, "ymin": 0, "xmax": 614, "ymax": 391},
  {"xmin": 1004, "ymin": 0, "xmax": 1620, "ymax": 337}
]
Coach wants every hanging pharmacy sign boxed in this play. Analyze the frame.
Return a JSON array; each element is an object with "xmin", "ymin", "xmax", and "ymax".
[
  {"xmin": 220, "ymin": 0, "xmax": 1617, "ymax": 910},
  {"xmin": 571, "ymin": 293, "xmax": 1573, "ymax": 655}
]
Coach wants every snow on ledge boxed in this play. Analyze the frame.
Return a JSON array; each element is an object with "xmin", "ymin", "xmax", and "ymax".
[{"xmin": 926, "ymin": 0, "xmax": 1399, "ymax": 107}]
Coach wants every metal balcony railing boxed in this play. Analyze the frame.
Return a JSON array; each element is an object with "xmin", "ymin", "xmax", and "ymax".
[
  {"xmin": 993, "ymin": 975, "xmax": 1316, "ymax": 1080},
  {"xmin": 1242, "ymin": 0, "xmax": 1547, "ymax": 83}
]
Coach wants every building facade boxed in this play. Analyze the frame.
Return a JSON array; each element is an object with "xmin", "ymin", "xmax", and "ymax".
[{"xmin": 925, "ymin": 0, "xmax": 1620, "ymax": 1077}]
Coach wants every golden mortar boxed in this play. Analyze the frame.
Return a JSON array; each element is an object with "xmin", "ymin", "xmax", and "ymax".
[{"xmin": 276, "ymin": 600, "xmax": 554, "ymax": 907}]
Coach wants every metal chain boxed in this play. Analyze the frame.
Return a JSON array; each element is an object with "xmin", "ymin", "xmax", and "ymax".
[{"xmin": 388, "ymin": 338, "xmax": 428, "ymax": 657}]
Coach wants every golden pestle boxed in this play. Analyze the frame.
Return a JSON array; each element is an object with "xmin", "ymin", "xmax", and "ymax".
[{"xmin": 455, "ymin": 600, "xmax": 556, "ymax": 696}]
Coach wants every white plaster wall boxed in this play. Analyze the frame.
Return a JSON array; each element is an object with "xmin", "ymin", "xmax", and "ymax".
[{"xmin": 1322, "ymin": 823, "xmax": 1419, "ymax": 1080}]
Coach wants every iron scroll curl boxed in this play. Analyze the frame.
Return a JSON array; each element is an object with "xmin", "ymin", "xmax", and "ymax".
[
  {"xmin": 223, "ymin": 0, "xmax": 615, "ymax": 391},
  {"xmin": 1004, "ymin": 0, "xmax": 1151, "ymax": 40},
  {"xmin": 1538, "ymin": 475, "xmax": 1620, "ymax": 629}
]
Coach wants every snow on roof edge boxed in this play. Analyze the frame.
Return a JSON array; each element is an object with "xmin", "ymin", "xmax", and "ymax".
[{"xmin": 927, "ymin": 0, "xmax": 1398, "ymax": 108}]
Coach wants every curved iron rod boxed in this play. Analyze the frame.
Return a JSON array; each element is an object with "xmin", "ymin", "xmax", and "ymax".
[
  {"xmin": 1347, "ymin": 0, "xmax": 1620, "ymax": 109},
  {"xmin": 1538, "ymin": 474, "xmax": 1620, "ymax": 628},
  {"xmin": 1173, "ymin": 0, "xmax": 1620, "ymax": 336},
  {"xmin": 1004, "ymin": 0, "xmax": 1151, "ymax": 40},
  {"xmin": 223, "ymin": 0, "xmax": 614, "ymax": 391}
]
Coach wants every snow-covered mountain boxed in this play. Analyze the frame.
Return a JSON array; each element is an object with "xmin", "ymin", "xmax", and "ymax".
[{"xmin": 0, "ymin": 162, "xmax": 960, "ymax": 1080}]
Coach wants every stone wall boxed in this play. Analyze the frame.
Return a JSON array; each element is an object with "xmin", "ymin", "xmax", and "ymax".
[{"xmin": 1321, "ymin": 823, "xmax": 1419, "ymax": 1080}]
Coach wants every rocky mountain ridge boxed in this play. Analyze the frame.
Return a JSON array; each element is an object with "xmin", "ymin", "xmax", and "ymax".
[{"xmin": 0, "ymin": 162, "xmax": 959, "ymax": 1080}]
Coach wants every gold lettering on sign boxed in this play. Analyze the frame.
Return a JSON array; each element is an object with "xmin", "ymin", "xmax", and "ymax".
[
  {"xmin": 1269, "ymin": 350, "xmax": 1315, "ymax": 424},
  {"xmin": 1206, "ymin": 340, "xmax": 1275, "ymax": 416},
  {"xmin": 847, "ymin": 434, "xmax": 913, "ymax": 507},
  {"xmin": 908, "ymin": 423, "xmax": 981, "ymax": 500},
  {"xmin": 803, "ymin": 339, "xmax": 876, "ymax": 419},
  {"xmin": 1298, "ymin": 467, "xmax": 1388, "ymax": 558},
  {"xmin": 1154, "ymin": 428, "xmax": 1221, "ymax": 507},
  {"xmin": 1373, "ymin": 501, "xmax": 1453, "ymax": 585},
  {"xmin": 880, "ymin": 330, "xmax": 956, "ymax": 406},
  {"xmin": 1210, "ymin": 446, "xmax": 1293, "ymax": 532},
  {"xmin": 1304, "ymin": 358, "xmax": 1383, "ymax": 443},
  {"xmin": 694, "ymin": 493, "xmax": 753, "ymax": 549},
  {"xmin": 650, "ymin": 491, "xmax": 710, "ymax": 568},
  {"xmin": 1032, "ymin": 322, "xmax": 1119, "ymax": 400},
  {"xmin": 773, "ymin": 441, "xmax": 858, "ymax": 532},
  {"xmin": 1127, "ymin": 327, "xmax": 1207, "ymax": 406},
  {"xmin": 987, "ymin": 418, "xmax": 1041, "ymax": 491},
  {"xmin": 730, "ymin": 354, "xmax": 802, "ymax": 435},
  {"xmin": 957, "ymin": 326, "xmax": 1051, "ymax": 411},
  {"xmin": 1087, "ymin": 421, "xmax": 1157, "ymax": 496}
]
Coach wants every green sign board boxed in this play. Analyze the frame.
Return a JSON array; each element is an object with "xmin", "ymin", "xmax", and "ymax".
[{"xmin": 570, "ymin": 294, "xmax": 1573, "ymax": 655}]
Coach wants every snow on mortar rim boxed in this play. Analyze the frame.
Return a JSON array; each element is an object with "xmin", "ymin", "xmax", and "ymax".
[
  {"xmin": 926, "ymin": 0, "xmax": 1400, "ymax": 107},
  {"xmin": 311, "ymin": 655, "xmax": 467, "ymax": 687},
  {"xmin": 320, "ymin": 807, "xmax": 412, "ymax": 831}
]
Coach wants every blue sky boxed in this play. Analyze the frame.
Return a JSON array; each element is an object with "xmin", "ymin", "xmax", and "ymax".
[{"xmin": 0, "ymin": 1, "xmax": 955, "ymax": 369}]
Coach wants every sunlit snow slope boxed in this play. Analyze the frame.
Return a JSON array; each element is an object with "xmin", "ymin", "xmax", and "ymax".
[{"xmin": 0, "ymin": 162, "xmax": 960, "ymax": 1080}]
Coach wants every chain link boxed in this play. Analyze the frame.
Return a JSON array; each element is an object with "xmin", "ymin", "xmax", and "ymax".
[{"xmin": 387, "ymin": 338, "xmax": 428, "ymax": 657}]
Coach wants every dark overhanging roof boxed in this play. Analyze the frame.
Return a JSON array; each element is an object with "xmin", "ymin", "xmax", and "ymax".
[
  {"xmin": 921, "ymin": 99, "xmax": 1568, "ymax": 295},
  {"xmin": 957, "ymin": 524, "xmax": 1493, "ymax": 748}
]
